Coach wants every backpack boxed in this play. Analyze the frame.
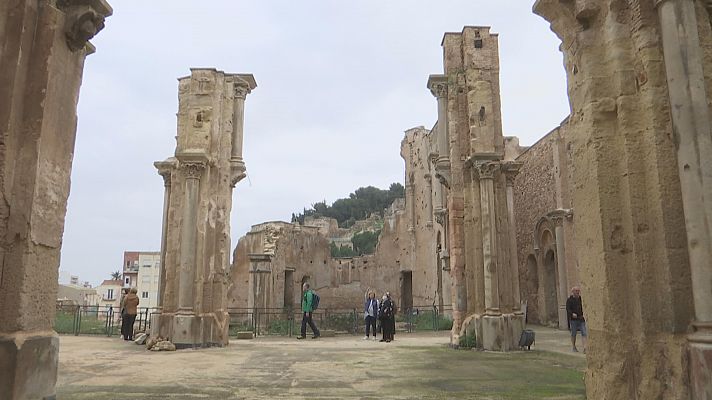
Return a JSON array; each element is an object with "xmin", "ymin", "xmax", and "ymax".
[
  {"xmin": 311, "ymin": 290, "xmax": 320, "ymax": 310},
  {"xmin": 519, "ymin": 329, "xmax": 535, "ymax": 350}
]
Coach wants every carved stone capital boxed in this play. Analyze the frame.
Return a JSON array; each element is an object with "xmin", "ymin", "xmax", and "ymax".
[
  {"xmin": 233, "ymin": 83, "xmax": 251, "ymax": 100},
  {"xmin": 474, "ymin": 161, "xmax": 500, "ymax": 180},
  {"xmin": 58, "ymin": 0, "xmax": 113, "ymax": 53},
  {"xmin": 154, "ymin": 159, "xmax": 176, "ymax": 187},
  {"xmin": 502, "ymin": 161, "xmax": 523, "ymax": 185},
  {"xmin": 548, "ymin": 208, "xmax": 573, "ymax": 227},
  {"xmin": 181, "ymin": 162, "xmax": 206, "ymax": 180},
  {"xmin": 434, "ymin": 157, "xmax": 451, "ymax": 189},
  {"xmin": 230, "ymin": 161, "xmax": 247, "ymax": 188},
  {"xmin": 427, "ymin": 74, "xmax": 448, "ymax": 99},
  {"xmin": 424, "ymin": 174, "xmax": 433, "ymax": 184}
]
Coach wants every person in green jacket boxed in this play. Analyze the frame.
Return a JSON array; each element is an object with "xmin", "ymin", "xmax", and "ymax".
[{"xmin": 297, "ymin": 282, "xmax": 320, "ymax": 339}]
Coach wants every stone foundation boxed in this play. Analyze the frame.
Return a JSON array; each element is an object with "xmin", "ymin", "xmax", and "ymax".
[
  {"xmin": 155, "ymin": 312, "xmax": 229, "ymax": 349},
  {"xmin": 0, "ymin": 332, "xmax": 59, "ymax": 400}
]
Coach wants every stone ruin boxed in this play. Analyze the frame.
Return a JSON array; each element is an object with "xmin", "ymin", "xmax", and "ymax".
[
  {"xmin": 151, "ymin": 68, "xmax": 256, "ymax": 348},
  {"xmin": 2, "ymin": 1, "xmax": 712, "ymax": 399}
]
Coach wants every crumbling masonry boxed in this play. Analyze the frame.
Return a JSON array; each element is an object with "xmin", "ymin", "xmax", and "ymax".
[{"xmin": 151, "ymin": 68, "xmax": 256, "ymax": 349}]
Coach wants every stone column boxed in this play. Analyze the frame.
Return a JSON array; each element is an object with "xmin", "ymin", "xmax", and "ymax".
[
  {"xmin": 0, "ymin": 1, "xmax": 111, "ymax": 399},
  {"xmin": 424, "ymin": 174, "xmax": 434, "ymax": 227},
  {"xmin": 549, "ymin": 209, "xmax": 571, "ymax": 329},
  {"xmin": 154, "ymin": 161, "xmax": 174, "ymax": 309},
  {"xmin": 177, "ymin": 159, "xmax": 206, "ymax": 312},
  {"xmin": 657, "ymin": 1, "xmax": 712, "ymax": 397},
  {"xmin": 406, "ymin": 181, "xmax": 416, "ymax": 232},
  {"xmin": 476, "ymin": 161, "xmax": 501, "ymax": 315},
  {"xmin": 230, "ymin": 81, "xmax": 251, "ymax": 187},
  {"xmin": 502, "ymin": 162, "xmax": 523, "ymax": 314},
  {"xmin": 428, "ymin": 75, "xmax": 451, "ymax": 189}
]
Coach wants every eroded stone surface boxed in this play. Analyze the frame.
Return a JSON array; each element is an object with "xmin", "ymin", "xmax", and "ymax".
[{"xmin": 153, "ymin": 69, "xmax": 256, "ymax": 348}]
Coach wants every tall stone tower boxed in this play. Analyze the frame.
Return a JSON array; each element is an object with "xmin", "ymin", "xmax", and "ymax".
[
  {"xmin": 153, "ymin": 68, "xmax": 256, "ymax": 348},
  {"xmin": 433, "ymin": 27, "xmax": 523, "ymax": 351}
]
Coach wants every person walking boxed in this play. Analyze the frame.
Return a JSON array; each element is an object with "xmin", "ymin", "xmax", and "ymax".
[
  {"xmin": 379, "ymin": 294, "xmax": 394, "ymax": 343},
  {"xmin": 566, "ymin": 286, "xmax": 587, "ymax": 353},
  {"xmin": 363, "ymin": 291, "xmax": 379, "ymax": 341},
  {"xmin": 122, "ymin": 288, "xmax": 140, "ymax": 341},
  {"xmin": 297, "ymin": 282, "xmax": 320, "ymax": 339}
]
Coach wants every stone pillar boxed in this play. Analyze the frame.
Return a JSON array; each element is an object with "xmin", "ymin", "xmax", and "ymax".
[
  {"xmin": 476, "ymin": 161, "xmax": 501, "ymax": 315},
  {"xmin": 424, "ymin": 174, "xmax": 434, "ymax": 227},
  {"xmin": 156, "ymin": 69, "xmax": 256, "ymax": 349},
  {"xmin": 0, "ymin": 1, "xmax": 111, "ymax": 399},
  {"xmin": 549, "ymin": 209, "xmax": 571, "ymax": 330},
  {"xmin": 176, "ymin": 158, "xmax": 206, "ymax": 312},
  {"xmin": 406, "ymin": 181, "xmax": 415, "ymax": 232},
  {"xmin": 230, "ymin": 80, "xmax": 252, "ymax": 187},
  {"xmin": 502, "ymin": 162, "xmax": 523, "ymax": 314},
  {"xmin": 155, "ymin": 161, "xmax": 175, "ymax": 309},
  {"xmin": 657, "ymin": 1, "xmax": 712, "ymax": 397},
  {"xmin": 428, "ymin": 75, "xmax": 451, "ymax": 189},
  {"xmin": 535, "ymin": 1, "xmax": 696, "ymax": 397}
]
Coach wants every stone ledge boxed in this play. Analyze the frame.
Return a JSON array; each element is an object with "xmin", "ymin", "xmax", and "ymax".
[{"xmin": 236, "ymin": 331, "xmax": 254, "ymax": 340}]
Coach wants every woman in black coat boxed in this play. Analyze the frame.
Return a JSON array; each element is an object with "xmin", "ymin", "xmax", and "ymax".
[{"xmin": 379, "ymin": 294, "xmax": 395, "ymax": 342}]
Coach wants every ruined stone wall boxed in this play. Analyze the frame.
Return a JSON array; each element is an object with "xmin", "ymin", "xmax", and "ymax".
[
  {"xmin": 401, "ymin": 127, "xmax": 451, "ymax": 310},
  {"xmin": 228, "ymin": 220, "xmax": 402, "ymax": 312},
  {"xmin": 513, "ymin": 129, "xmax": 557, "ymax": 325},
  {"xmin": 513, "ymin": 121, "xmax": 581, "ymax": 328}
]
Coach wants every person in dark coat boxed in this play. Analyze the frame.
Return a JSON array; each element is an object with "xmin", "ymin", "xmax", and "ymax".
[
  {"xmin": 379, "ymin": 294, "xmax": 395, "ymax": 342},
  {"xmin": 566, "ymin": 286, "xmax": 587, "ymax": 353}
]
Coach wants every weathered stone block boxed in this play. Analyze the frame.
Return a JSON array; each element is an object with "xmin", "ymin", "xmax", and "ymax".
[
  {"xmin": 0, "ymin": 333, "xmax": 59, "ymax": 400},
  {"xmin": 236, "ymin": 331, "xmax": 253, "ymax": 340}
]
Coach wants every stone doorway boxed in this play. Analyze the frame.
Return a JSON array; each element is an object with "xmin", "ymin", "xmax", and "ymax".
[
  {"xmin": 543, "ymin": 249, "xmax": 558, "ymax": 327},
  {"xmin": 400, "ymin": 271, "xmax": 413, "ymax": 312}
]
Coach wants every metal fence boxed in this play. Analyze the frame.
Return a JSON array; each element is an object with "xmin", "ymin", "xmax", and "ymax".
[
  {"xmin": 228, "ymin": 307, "xmax": 362, "ymax": 337},
  {"xmin": 227, "ymin": 305, "xmax": 453, "ymax": 338},
  {"xmin": 54, "ymin": 305, "xmax": 158, "ymax": 337},
  {"xmin": 54, "ymin": 304, "xmax": 453, "ymax": 338},
  {"xmin": 399, "ymin": 305, "xmax": 454, "ymax": 333}
]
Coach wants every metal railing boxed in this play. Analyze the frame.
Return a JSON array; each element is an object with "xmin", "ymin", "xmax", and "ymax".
[
  {"xmin": 227, "ymin": 305, "xmax": 453, "ymax": 338},
  {"xmin": 400, "ymin": 304, "xmax": 454, "ymax": 333},
  {"xmin": 54, "ymin": 305, "xmax": 159, "ymax": 337}
]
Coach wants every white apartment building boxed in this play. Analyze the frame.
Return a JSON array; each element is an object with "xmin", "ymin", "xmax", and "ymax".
[{"xmin": 122, "ymin": 251, "xmax": 161, "ymax": 309}]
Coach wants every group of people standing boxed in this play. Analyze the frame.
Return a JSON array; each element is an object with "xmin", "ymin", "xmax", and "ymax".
[{"xmin": 364, "ymin": 290, "xmax": 396, "ymax": 342}]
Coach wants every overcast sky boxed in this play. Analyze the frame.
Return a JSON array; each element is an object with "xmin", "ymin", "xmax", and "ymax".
[{"xmin": 61, "ymin": 0, "xmax": 569, "ymax": 285}]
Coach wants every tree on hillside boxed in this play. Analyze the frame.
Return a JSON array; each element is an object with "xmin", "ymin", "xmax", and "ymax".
[{"xmin": 293, "ymin": 183, "xmax": 405, "ymax": 228}]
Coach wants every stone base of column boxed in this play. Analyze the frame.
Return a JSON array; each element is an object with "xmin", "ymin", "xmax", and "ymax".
[
  {"xmin": 155, "ymin": 312, "xmax": 229, "ymax": 349},
  {"xmin": 689, "ymin": 326, "xmax": 712, "ymax": 399},
  {"xmin": 461, "ymin": 313, "xmax": 524, "ymax": 351},
  {"xmin": 0, "ymin": 331, "xmax": 59, "ymax": 400},
  {"xmin": 558, "ymin": 306, "xmax": 568, "ymax": 330},
  {"xmin": 149, "ymin": 312, "xmax": 162, "ymax": 339}
]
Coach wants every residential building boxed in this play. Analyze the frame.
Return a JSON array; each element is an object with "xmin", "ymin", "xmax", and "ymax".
[{"xmin": 122, "ymin": 251, "xmax": 161, "ymax": 309}]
